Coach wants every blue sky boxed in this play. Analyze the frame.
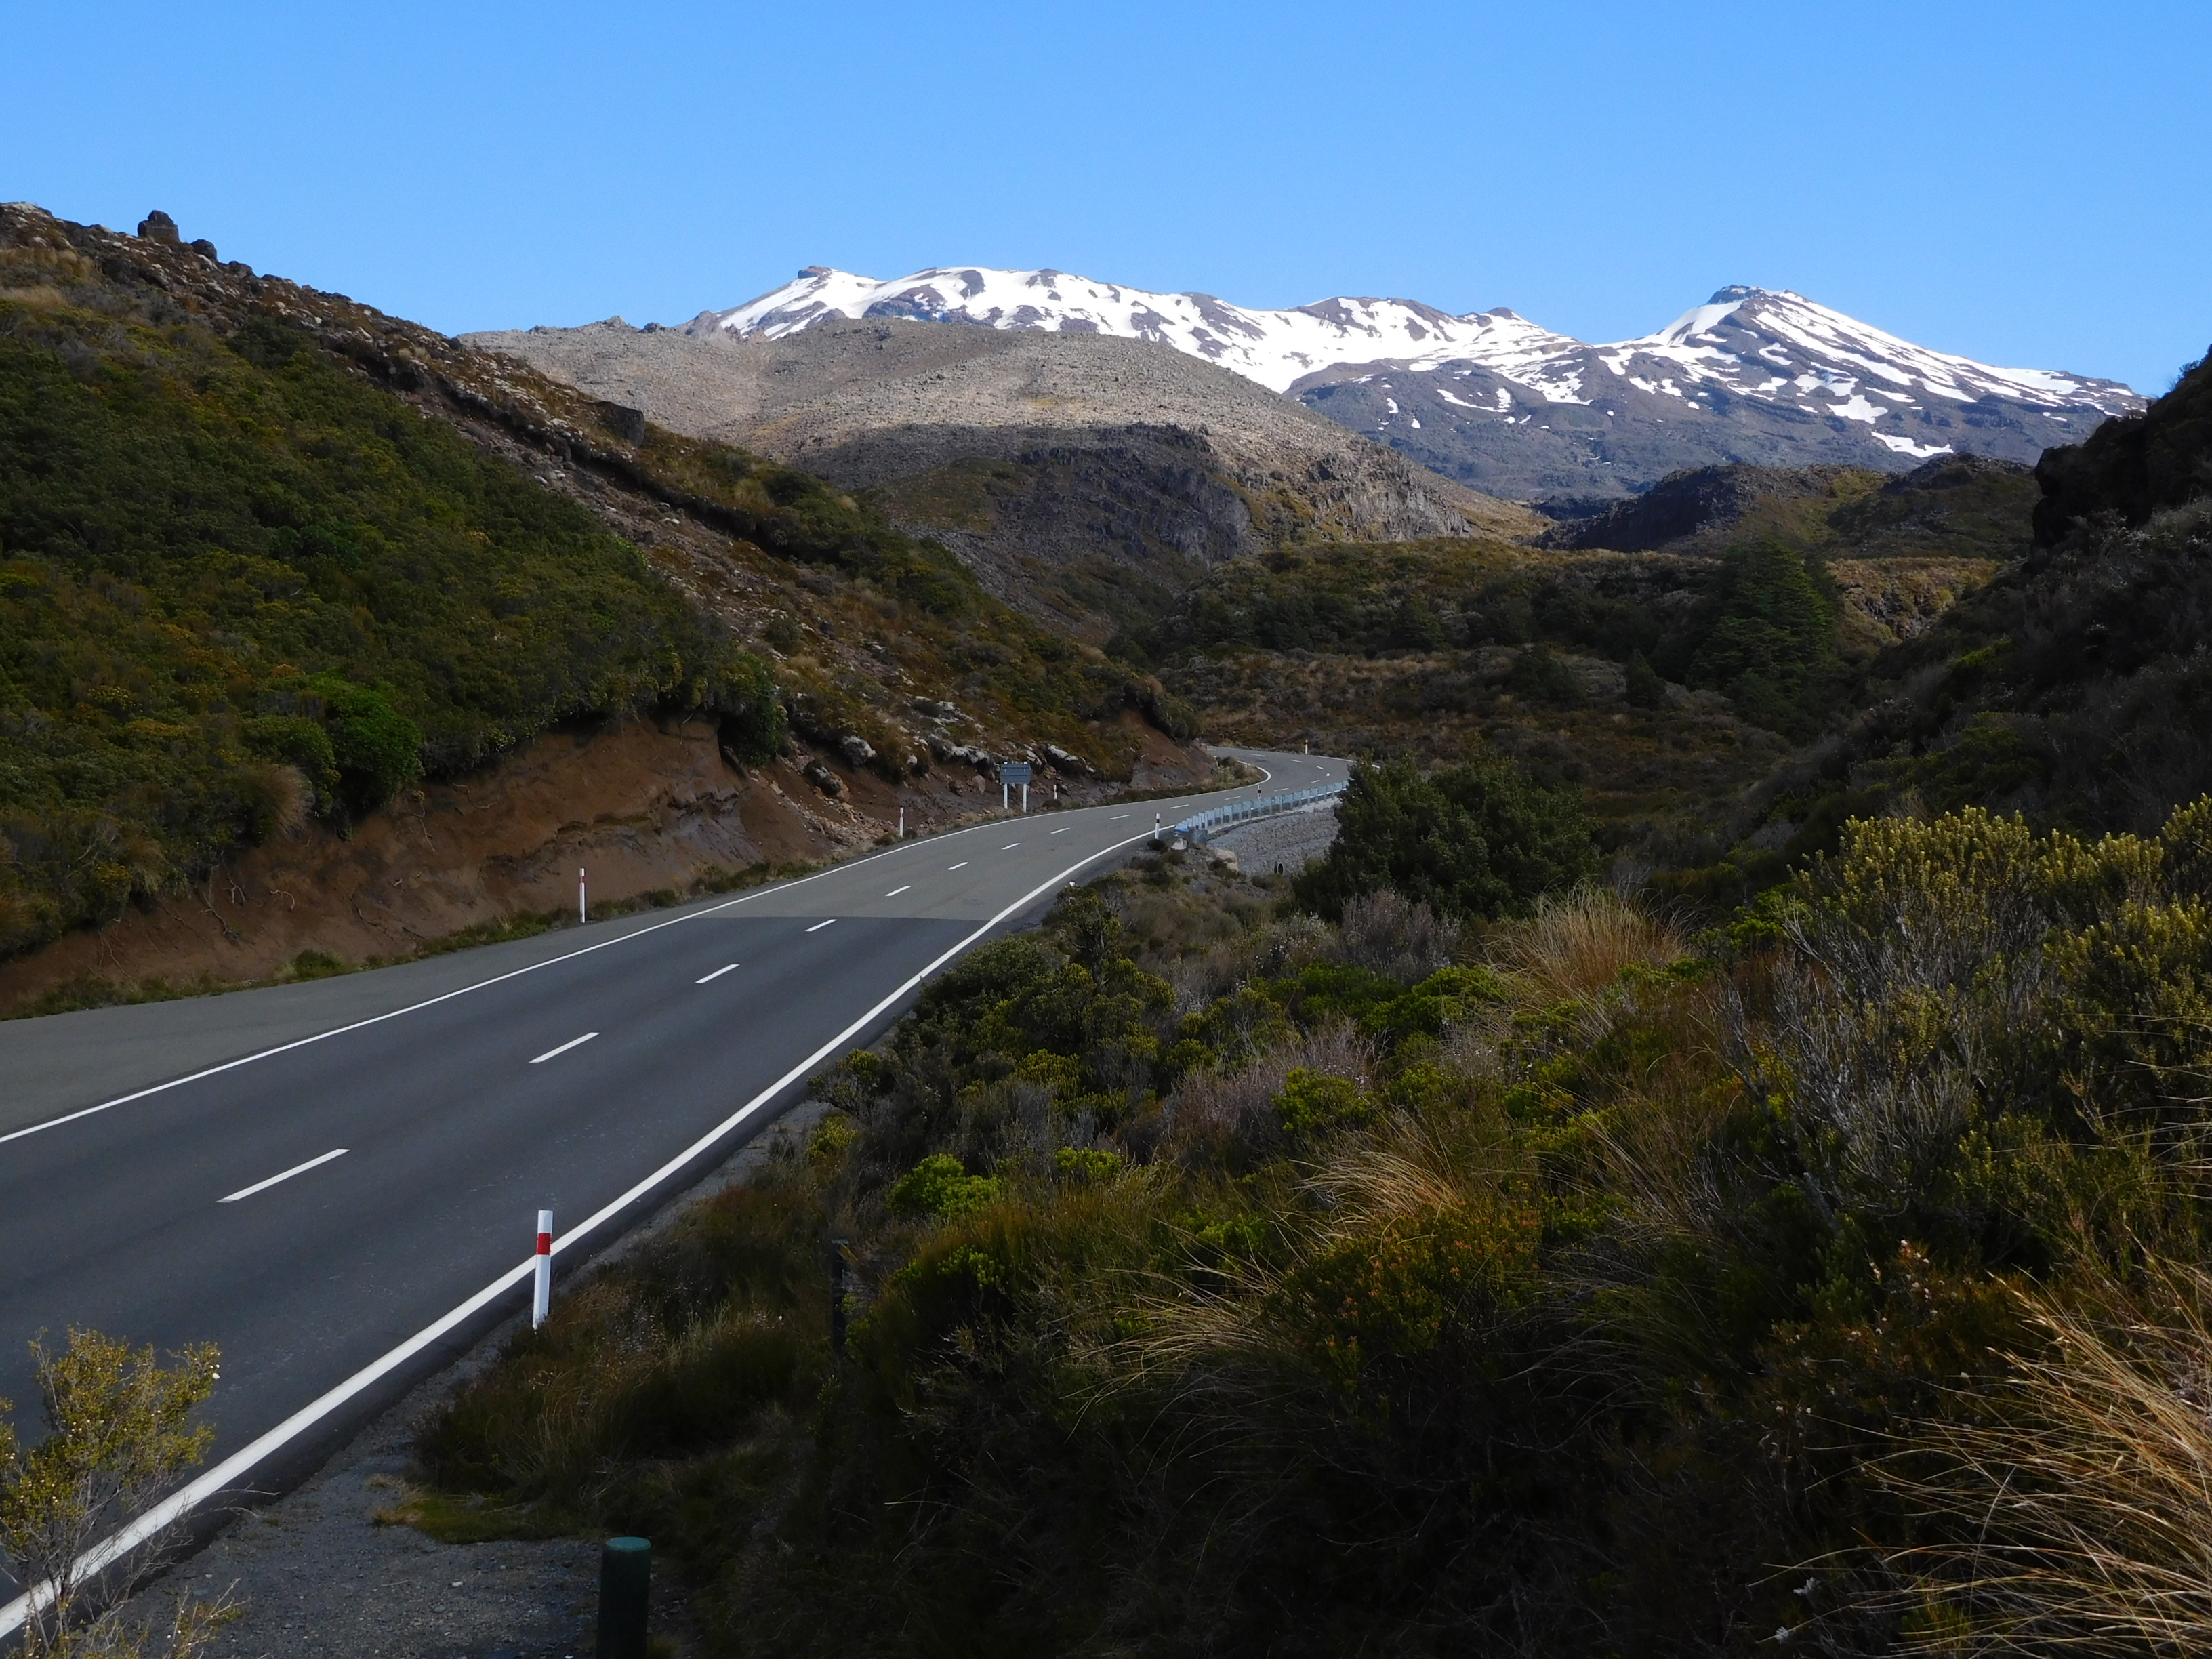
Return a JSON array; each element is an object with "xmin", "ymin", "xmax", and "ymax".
[{"xmin": 5, "ymin": 0, "xmax": 2206, "ymax": 392}]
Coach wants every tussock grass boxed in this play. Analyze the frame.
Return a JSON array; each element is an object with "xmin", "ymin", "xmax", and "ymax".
[{"xmin": 1875, "ymin": 1263, "xmax": 2212, "ymax": 1656}]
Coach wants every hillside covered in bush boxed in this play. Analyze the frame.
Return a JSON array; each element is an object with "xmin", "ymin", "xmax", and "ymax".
[
  {"xmin": 1737, "ymin": 350, "xmax": 2212, "ymax": 857},
  {"xmin": 0, "ymin": 205, "xmax": 1201, "ymax": 970}
]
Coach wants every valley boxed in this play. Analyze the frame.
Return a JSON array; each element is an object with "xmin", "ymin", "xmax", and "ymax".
[{"xmin": 6, "ymin": 179, "xmax": 2212, "ymax": 1659}]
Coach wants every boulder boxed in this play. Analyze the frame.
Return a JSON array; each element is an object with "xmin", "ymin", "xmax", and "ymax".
[
  {"xmin": 839, "ymin": 734, "xmax": 877, "ymax": 767},
  {"xmin": 595, "ymin": 401, "xmax": 647, "ymax": 444},
  {"xmin": 802, "ymin": 758, "xmax": 843, "ymax": 798},
  {"xmin": 136, "ymin": 210, "xmax": 180, "ymax": 245}
]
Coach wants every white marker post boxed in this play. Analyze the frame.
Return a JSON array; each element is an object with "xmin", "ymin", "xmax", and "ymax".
[
  {"xmin": 1021, "ymin": 782, "xmax": 1029, "ymax": 813},
  {"xmin": 577, "ymin": 869, "xmax": 587, "ymax": 926},
  {"xmin": 897, "ymin": 806, "xmax": 905, "ymax": 839},
  {"xmin": 532, "ymin": 1210, "xmax": 554, "ymax": 1328}
]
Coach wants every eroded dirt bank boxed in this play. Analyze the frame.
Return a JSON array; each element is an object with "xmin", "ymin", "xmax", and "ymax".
[{"xmin": 0, "ymin": 712, "xmax": 1213, "ymax": 1016}]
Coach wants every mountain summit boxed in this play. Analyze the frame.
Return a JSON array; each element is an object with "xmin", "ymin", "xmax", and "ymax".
[{"xmin": 694, "ymin": 268, "xmax": 2142, "ymax": 499}]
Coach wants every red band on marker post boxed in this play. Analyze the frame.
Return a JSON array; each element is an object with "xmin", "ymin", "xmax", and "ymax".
[{"xmin": 532, "ymin": 1208, "xmax": 554, "ymax": 1328}]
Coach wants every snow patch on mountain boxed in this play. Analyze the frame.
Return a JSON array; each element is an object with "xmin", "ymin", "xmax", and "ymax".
[{"xmin": 695, "ymin": 265, "xmax": 1582, "ymax": 394}]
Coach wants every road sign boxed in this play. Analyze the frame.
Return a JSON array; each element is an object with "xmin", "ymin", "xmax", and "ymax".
[{"xmin": 998, "ymin": 762, "xmax": 1033, "ymax": 785}]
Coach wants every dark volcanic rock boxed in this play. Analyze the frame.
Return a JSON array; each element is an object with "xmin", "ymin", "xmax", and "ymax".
[
  {"xmin": 136, "ymin": 209, "xmax": 180, "ymax": 245},
  {"xmin": 594, "ymin": 400, "xmax": 648, "ymax": 444}
]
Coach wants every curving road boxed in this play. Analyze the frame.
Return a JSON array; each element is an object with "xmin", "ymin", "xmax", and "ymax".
[{"xmin": 0, "ymin": 745, "xmax": 1344, "ymax": 1618}]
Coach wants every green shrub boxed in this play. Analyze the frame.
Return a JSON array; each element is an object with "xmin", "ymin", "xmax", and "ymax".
[
  {"xmin": 304, "ymin": 674, "xmax": 421, "ymax": 814},
  {"xmin": 1052, "ymin": 1146, "xmax": 1123, "ymax": 1181},
  {"xmin": 1276, "ymin": 1067, "xmax": 1373, "ymax": 1137},
  {"xmin": 888, "ymin": 1153, "xmax": 1002, "ymax": 1219},
  {"xmin": 1294, "ymin": 754, "xmax": 1596, "ymax": 921},
  {"xmin": 1687, "ymin": 536, "xmax": 1839, "ymax": 739},
  {"xmin": 1624, "ymin": 648, "xmax": 1668, "ymax": 709}
]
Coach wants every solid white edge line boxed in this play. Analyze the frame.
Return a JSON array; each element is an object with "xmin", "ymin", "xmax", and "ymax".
[
  {"xmin": 528, "ymin": 1032, "xmax": 598, "ymax": 1065},
  {"xmin": 695, "ymin": 964, "xmax": 739, "ymax": 985},
  {"xmin": 0, "ymin": 822, "xmax": 1164, "ymax": 1637},
  {"xmin": 217, "ymin": 1148, "xmax": 348, "ymax": 1205}
]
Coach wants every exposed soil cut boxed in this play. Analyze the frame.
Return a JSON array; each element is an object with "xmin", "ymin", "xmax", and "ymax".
[{"xmin": 0, "ymin": 711, "xmax": 1216, "ymax": 1017}]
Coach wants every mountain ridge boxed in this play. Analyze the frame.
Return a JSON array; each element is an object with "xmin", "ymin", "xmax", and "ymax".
[{"xmin": 691, "ymin": 266, "xmax": 2143, "ymax": 499}]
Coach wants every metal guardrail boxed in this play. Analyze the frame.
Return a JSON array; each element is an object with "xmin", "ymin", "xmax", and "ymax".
[{"xmin": 1170, "ymin": 779, "xmax": 1347, "ymax": 846}]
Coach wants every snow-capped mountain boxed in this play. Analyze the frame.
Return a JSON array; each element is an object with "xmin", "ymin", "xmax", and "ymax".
[
  {"xmin": 696, "ymin": 264, "xmax": 1580, "ymax": 395},
  {"xmin": 692, "ymin": 268, "xmax": 2142, "ymax": 500}
]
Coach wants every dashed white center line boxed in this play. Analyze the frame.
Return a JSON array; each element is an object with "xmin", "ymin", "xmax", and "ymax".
[
  {"xmin": 1109, "ymin": 813, "xmax": 1130, "ymax": 820},
  {"xmin": 530, "ymin": 1032, "xmax": 598, "ymax": 1065},
  {"xmin": 1051, "ymin": 827, "xmax": 1071, "ymax": 834},
  {"xmin": 695, "ymin": 964, "xmax": 739, "ymax": 984},
  {"xmin": 947, "ymin": 862, "xmax": 968, "ymax": 870},
  {"xmin": 885, "ymin": 885, "xmax": 911, "ymax": 897},
  {"xmin": 1002, "ymin": 842, "xmax": 1020, "ymax": 850},
  {"xmin": 806, "ymin": 918, "xmax": 837, "ymax": 933},
  {"xmin": 219, "ymin": 1147, "xmax": 348, "ymax": 1205}
]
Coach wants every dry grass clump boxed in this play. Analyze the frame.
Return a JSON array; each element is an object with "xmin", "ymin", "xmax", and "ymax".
[
  {"xmin": 1330, "ymin": 889, "xmax": 1462, "ymax": 984},
  {"xmin": 1492, "ymin": 886, "xmax": 1685, "ymax": 1005},
  {"xmin": 1869, "ymin": 1263, "xmax": 2212, "ymax": 1656}
]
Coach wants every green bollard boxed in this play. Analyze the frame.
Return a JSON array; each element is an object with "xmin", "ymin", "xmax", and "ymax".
[{"xmin": 596, "ymin": 1536, "xmax": 651, "ymax": 1659}]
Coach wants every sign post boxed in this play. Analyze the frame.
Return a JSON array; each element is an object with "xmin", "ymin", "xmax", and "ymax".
[{"xmin": 999, "ymin": 762, "xmax": 1032, "ymax": 815}]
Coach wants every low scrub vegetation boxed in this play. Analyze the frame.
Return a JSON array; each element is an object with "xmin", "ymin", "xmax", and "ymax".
[
  {"xmin": 1, "ymin": 1329, "xmax": 231, "ymax": 1657},
  {"xmin": 408, "ymin": 777, "xmax": 2212, "ymax": 1654},
  {"xmin": 0, "ymin": 279, "xmax": 777, "ymax": 961}
]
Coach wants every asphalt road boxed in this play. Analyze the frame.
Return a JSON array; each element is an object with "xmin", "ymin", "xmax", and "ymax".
[{"xmin": 0, "ymin": 746, "xmax": 1343, "ymax": 1616}]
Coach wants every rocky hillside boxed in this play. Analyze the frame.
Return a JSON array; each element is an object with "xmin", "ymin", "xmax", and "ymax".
[
  {"xmin": 692, "ymin": 265, "xmax": 2140, "ymax": 502},
  {"xmin": 466, "ymin": 316, "xmax": 1539, "ymax": 640}
]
